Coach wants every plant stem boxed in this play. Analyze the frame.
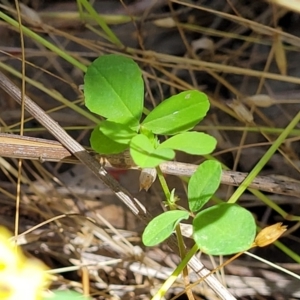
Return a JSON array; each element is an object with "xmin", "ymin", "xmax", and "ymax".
[
  {"xmin": 78, "ymin": 0, "xmax": 123, "ymax": 47},
  {"xmin": 152, "ymin": 243, "xmax": 199, "ymax": 300},
  {"xmin": 156, "ymin": 165, "xmax": 171, "ymax": 202},
  {"xmin": 169, "ymin": 249, "xmax": 244, "ymax": 300},
  {"xmin": 228, "ymin": 110, "xmax": 300, "ymax": 203},
  {"xmin": 0, "ymin": 61, "xmax": 99, "ymax": 124},
  {"xmin": 155, "ymin": 166, "xmax": 194, "ymax": 300},
  {"xmin": 0, "ymin": 12, "xmax": 87, "ymax": 72}
]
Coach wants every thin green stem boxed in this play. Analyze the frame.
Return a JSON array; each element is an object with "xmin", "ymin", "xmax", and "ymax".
[
  {"xmin": 273, "ymin": 240, "xmax": 300, "ymax": 263},
  {"xmin": 152, "ymin": 243, "xmax": 198, "ymax": 300},
  {"xmin": 250, "ymin": 189, "xmax": 300, "ymax": 221},
  {"xmin": 0, "ymin": 12, "xmax": 87, "ymax": 72},
  {"xmin": 228, "ymin": 110, "xmax": 300, "ymax": 203},
  {"xmin": 156, "ymin": 165, "xmax": 192, "ymax": 294},
  {"xmin": 0, "ymin": 61, "xmax": 99, "ymax": 124},
  {"xmin": 156, "ymin": 166, "xmax": 171, "ymax": 202},
  {"xmin": 76, "ymin": 0, "xmax": 84, "ymax": 20},
  {"xmin": 78, "ymin": 0, "xmax": 123, "ymax": 47}
]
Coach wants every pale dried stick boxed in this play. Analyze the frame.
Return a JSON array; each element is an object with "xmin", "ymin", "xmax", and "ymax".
[{"xmin": 1, "ymin": 133, "xmax": 300, "ymax": 198}]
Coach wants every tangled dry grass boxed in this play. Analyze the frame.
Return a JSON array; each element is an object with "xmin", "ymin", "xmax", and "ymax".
[{"xmin": 1, "ymin": 0, "xmax": 300, "ymax": 299}]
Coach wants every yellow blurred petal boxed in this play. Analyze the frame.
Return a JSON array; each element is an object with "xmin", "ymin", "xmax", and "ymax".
[
  {"xmin": 0, "ymin": 228, "xmax": 25, "ymax": 269},
  {"xmin": 0, "ymin": 227, "xmax": 50, "ymax": 300}
]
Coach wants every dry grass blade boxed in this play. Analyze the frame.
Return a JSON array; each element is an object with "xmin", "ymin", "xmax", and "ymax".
[{"xmin": 1, "ymin": 0, "xmax": 300, "ymax": 298}]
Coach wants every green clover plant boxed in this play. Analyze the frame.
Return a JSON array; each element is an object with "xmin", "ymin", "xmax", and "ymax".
[{"xmin": 84, "ymin": 54, "xmax": 256, "ymax": 256}]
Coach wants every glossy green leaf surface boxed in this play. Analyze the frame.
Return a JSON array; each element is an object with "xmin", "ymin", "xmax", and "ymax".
[
  {"xmin": 90, "ymin": 124, "xmax": 129, "ymax": 154},
  {"xmin": 99, "ymin": 120, "xmax": 137, "ymax": 144},
  {"xmin": 84, "ymin": 54, "xmax": 144, "ymax": 124},
  {"xmin": 188, "ymin": 160, "xmax": 222, "ymax": 212},
  {"xmin": 130, "ymin": 134, "xmax": 175, "ymax": 168},
  {"xmin": 142, "ymin": 90, "xmax": 209, "ymax": 135},
  {"xmin": 143, "ymin": 210, "xmax": 190, "ymax": 246},
  {"xmin": 158, "ymin": 132, "xmax": 217, "ymax": 155},
  {"xmin": 193, "ymin": 203, "xmax": 256, "ymax": 255}
]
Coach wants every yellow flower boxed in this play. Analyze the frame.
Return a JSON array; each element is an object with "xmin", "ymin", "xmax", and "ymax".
[{"xmin": 0, "ymin": 227, "xmax": 50, "ymax": 300}]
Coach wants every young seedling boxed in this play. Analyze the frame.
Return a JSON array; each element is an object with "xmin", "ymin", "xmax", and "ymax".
[
  {"xmin": 84, "ymin": 55, "xmax": 216, "ymax": 166},
  {"xmin": 83, "ymin": 54, "xmax": 257, "ymax": 259}
]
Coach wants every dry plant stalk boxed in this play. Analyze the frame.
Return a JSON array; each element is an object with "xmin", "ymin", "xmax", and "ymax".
[{"xmin": 1, "ymin": 133, "xmax": 300, "ymax": 199}]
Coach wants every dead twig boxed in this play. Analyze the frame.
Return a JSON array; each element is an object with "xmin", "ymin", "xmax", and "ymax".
[{"xmin": 1, "ymin": 133, "xmax": 300, "ymax": 199}]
